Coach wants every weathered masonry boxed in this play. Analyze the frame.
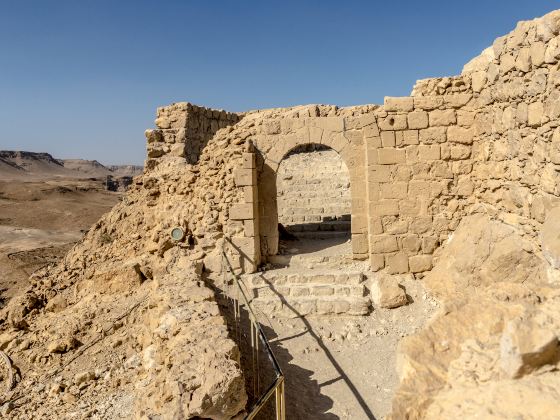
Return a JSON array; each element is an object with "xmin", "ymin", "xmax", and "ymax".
[
  {"xmin": 148, "ymin": 96, "xmax": 475, "ymax": 276},
  {"xmin": 146, "ymin": 10, "xmax": 560, "ymax": 276}
]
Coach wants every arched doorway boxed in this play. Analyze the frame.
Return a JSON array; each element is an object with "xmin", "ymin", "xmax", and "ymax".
[
  {"xmin": 276, "ymin": 144, "xmax": 351, "ymax": 255},
  {"xmin": 256, "ymin": 141, "xmax": 358, "ymax": 263}
]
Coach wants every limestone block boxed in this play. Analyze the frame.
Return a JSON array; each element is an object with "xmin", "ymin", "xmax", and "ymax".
[
  {"xmin": 408, "ymin": 255, "xmax": 433, "ymax": 273},
  {"xmin": 457, "ymin": 111, "xmax": 475, "ymax": 127},
  {"xmin": 403, "ymin": 130, "xmax": 419, "ymax": 145},
  {"xmin": 351, "ymin": 215, "xmax": 368, "ymax": 234},
  {"xmin": 429, "ymin": 109, "xmax": 456, "ymax": 126},
  {"xmin": 515, "ymin": 47, "xmax": 531, "ymax": 72},
  {"xmin": 402, "ymin": 235, "xmax": 421, "ymax": 253},
  {"xmin": 408, "ymin": 180, "xmax": 432, "ymax": 198},
  {"xmin": 409, "ymin": 216, "xmax": 433, "ymax": 234},
  {"xmin": 242, "ymin": 153, "xmax": 256, "ymax": 169},
  {"xmin": 440, "ymin": 143, "xmax": 451, "ymax": 160},
  {"xmin": 314, "ymin": 117, "xmax": 344, "ymax": 132},
  {"xmin": 447, "ymin": 126, "xmax": 474, "ymax": 144},
  {"xmin": 229, "ymin": 203, "xmax": 254, "ymax": 220},
  {"xmin": 381, "ymin": 131, "xmax": 396, "ymax": 147},
  {"xmin": 456, "ymin": 178, "xmax": 474, "ymax": 196},
  {"xmin": 552, "ymin": 129, "xmax": 560, "ymax": 165},
  {"xmin": 366, "ymin": 218, "xmax": 383, "ymax": 237},
  {"xmin": 399, "ymin": 199, "xmax": 420, "ymax": 216},
  {"xmin": 154, "ymin": 116, "xmax": 171, "ymax": 129},
  {"xmin": 370, "ymin": 235, "xmax": 399, "ymax": 253},
  {"xmin": 243, "ymin": 186, "xmax": 257, "ymax": 203},
  {"xmin": 379, "ymin": 114, "xmax": 408, "ymax": 131},
  {"xmin": 407, "ymin": 111, "xmax": 429, "ymax": 129},
  {"xmin": 378, "ymin": 148, "xmax": 406, "ymax": 165},
  {"xmin": 527, "ymin": 102, "xmax": 544, "ymax": 127},
  {"xmin": 431, "ymin": 161, "xmax": 453, "ymax": 178},
  {"xmin": 234, "ymin": 168, "xmax": 256, "ymax": 186},
  {"xmin": 544, "ymin": 36, "xmax": 560, "ymax": 64},
  {"xmin": 363, "ymin": 123, "xmax": 380, "ymax": 139},
  {"xmin": 394, "ymin": 165, "xmax": 412, "ymax": 181},
  {"xmin": 357, "ymin": 113, "xmax": 376, "ymax": 129},
  {"xmin": 541, "ymin": 206, "xmax": 560, "ymax": 269},
  {"xmin": 371, "ymin": 275, "xmax": 408, "ymax": 308},
  {"xmin": 443, "ymin": 94, "xmax": 472, "ymax": 108},
  {"xmin": 380, "ymin": 182, "xmax": 407, "ymax": 199},
  {"xmin": 370, "ymin": 200, "xmax": 399, "ymax": 216},
  {"xmin": 418, "ymin": 145, "xmax": 441, "ymax": 161},
  {"xmin": 145, "ymin": 129, "xmax": 163, "ymax": 143},
  {"xmin": 368, "ymin": 165, "xmax": 391, "ymax": 182},
  {"xmin": 328, "ymin": 132, "xmax": 350, "ymax": 153},
  {"xmin": 413, "ymin": 96, "xmax": 443, "ymax": 110},
  {"xmin": 263, "ymin": 120, "xmax": 281, "ymax": 134},
  {"xmin": 530, "ymin": 41, "xmax": 546, "ymax": 67},
  {"xmin": 244, "ymin": 220, "xmax": 256, "ymax": 237},
  {"xmin": 422, "ymin": 236, "xmax": 438, "ymax": 254},
  {"xmin": 471, "ymin": 71, "xmax": 487, "ymax": 92},
  {"xmin": 450, "ymin": 144, "xmax": 471, "ymax": 160},
  {"xmin": 384, "ymin": 97, "xmax": 414, "ymax": 112},
  {"xmin": 385, "ymin": 253, "xmax": 409, "ymax": 275},
  {"xmin": 499, "ymin": 53, "xmax": 516, "ymax": 74},
  {"xmin": 419, "ymin": 127, "xmax": 446, "ymax": 144},
  {"xmin": 405, "ymin": 146, "xmax": 418, "ymax": 164},
  {"xmin": 147, "ymin": 144, "xmax": 165, "ymax": 158},
  {"xmin": 370, "ymin": 254, "xmax": 385, "ymax": 271},
  {"xmin": 351, "ymin": 233, "xmax": 369, "ymax": 254},
  {"xmin": 395, "ymin": 131, "xmax": 405, "ymax": 147},
  {"xmin": 230, "ymin": 236, "xmax": 257, "ymax": 260},
  {"xmin": 170, "ymin": 144, "xmax": 186, "ymax": 157}
]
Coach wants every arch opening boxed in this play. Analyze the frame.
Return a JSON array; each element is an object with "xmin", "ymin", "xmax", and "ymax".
[{"xmin": 257, "ymin": 143, "xmax": 354, "ymax": 262}]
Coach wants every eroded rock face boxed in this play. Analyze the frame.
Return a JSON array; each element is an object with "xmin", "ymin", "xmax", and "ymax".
[
  {"xmin": 423, "ymin": 213, "xmax": 546, "ymax": 300},
  {"xmin": 389, "ymin": 214, "xmax": 560, "ymax": 419},
  {"xmin": 541, "ymin": 206, "xmax": 560, "ymax": 269}
]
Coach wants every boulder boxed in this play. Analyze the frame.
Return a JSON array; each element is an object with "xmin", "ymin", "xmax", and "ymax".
[{"xmin": 371, "ymin": 275, "xmax": 408, "ymax": 309}]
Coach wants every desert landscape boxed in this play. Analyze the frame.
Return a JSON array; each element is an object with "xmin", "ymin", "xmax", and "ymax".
[{"xmin": 1, "ymin": 6, "xmax": 560, "ymax": 420}]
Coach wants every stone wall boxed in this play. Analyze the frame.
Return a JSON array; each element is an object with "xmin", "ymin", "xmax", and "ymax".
[
  {"xmin": 147, "ymin": 102, "xmax": 241, "ymax": 167},
  {"xmin": 140, "ymin": 11, "xmax": 560, "ymax": 277},
  {"xmin": 463, "ymin": 11, "xmax": 560, "ymax": 238},
  {"xmin": 277, "ymin": 147, "xmax": 351, "ymax": 238}
]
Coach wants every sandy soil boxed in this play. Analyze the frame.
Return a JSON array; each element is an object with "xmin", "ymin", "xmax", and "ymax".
[
  {"xmin": 238, "ymin": 238, "xmax": 440, "ymax": 419},
  {"xmin": 264, "ymin": 278, "xmax": 438, "ymax": 420},
  {"xmin": 0, "ymin": 178, "xmax": 120, "ymax": 305}
]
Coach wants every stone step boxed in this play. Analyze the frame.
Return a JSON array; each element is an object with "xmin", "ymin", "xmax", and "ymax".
[
  {"xmin": 251, "ymin": 296, "xmax": 370, "ymax": 317},
  {"xmin": 291, "ymin": 231, "xmax": 350, "ymax": 240},
  {"xmin": 285, "ymin": 220, "xmax": 351, "ymax": 233},
  {"xmin": 279, "ymin": 215, "xmax": 351, "ymax": 224},
  {"xmin": 241, "ymin": 270, "xmax": 370, "ymax": 317},
  {"xmin": 267, "ymin": 253, "xmax": 358, "ymax": 270},
  {"xmin": 245, "ymin": 270, "xmax": 365, "ymax": 286}
]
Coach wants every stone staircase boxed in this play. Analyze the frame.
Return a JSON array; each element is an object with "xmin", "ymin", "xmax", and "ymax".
[
  {"xmin": 277, "ymin": 149, "xmax": 352, "ymax": 239},
  {"xmin": 241, "ymin": 241, "xmax": 371, "ymax": 317}
]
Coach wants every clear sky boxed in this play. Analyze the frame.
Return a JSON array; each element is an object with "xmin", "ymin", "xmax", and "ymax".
[{"xmin": 0, "ymin": 1, "xmax": 558, "ymax": 165}]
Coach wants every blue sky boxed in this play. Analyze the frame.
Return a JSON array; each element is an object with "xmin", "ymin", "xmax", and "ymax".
[{"xmin": 0, "ymin": 1, "xmax": 557, "ymax": 165}]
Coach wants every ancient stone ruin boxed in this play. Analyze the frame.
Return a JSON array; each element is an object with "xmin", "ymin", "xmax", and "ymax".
[{"xmin": 2, "ymin": 9, "xmax": 560, "ymax": 420}]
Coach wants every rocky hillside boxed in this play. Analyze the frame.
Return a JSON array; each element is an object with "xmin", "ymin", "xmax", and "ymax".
[
  {"xmin": 0, "ymin": 151, "xmax": 142, "ymax": 180},
  {"xmin": 1, "ymin": 9, "xmax": 560, "ymax": 420}
]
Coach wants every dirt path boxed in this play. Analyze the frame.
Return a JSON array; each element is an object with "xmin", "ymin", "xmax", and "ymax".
[{"xmin": 253, "ymin": 239, "xmax": 440, "ymax": 419}]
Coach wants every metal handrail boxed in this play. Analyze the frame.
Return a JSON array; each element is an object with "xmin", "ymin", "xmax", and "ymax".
[{"xmin": 221, "ymin": 250, "xmax": 286, "ymax": 420}]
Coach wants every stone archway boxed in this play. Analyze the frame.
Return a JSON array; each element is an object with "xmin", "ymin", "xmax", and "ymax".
[{"xmin": 252, "ymin": 117, "xmax": 369, "ymax": 262}]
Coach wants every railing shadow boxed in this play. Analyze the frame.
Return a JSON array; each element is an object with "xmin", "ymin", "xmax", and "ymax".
[{"xmin": 225, "ymin": 237, "xmax": 376, "ymax": 420}]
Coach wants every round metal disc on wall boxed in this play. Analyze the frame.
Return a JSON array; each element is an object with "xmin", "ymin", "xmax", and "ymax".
[{"xmin": 170, "ymin": 227, "xmax": 185, "ymax": 242}]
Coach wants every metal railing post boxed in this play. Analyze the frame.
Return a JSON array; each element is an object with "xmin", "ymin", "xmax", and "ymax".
[{"xmin": 220, "ymin": 247, "xmax": 285, "ymax": 420}]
